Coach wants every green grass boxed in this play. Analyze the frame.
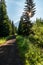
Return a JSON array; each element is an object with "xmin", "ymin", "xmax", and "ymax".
[
  {"xmin": 0, "ymin": 35, "xmax": 16, "ymax": 45},
  {"xmin": 0, "ymin": 37, "xmax": 6, "ymax": 45}
]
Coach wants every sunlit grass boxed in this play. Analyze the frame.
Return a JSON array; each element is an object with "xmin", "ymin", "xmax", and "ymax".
[
  {"xmin": 0, "ymin": 38, "xmax": 6, "ymax": 45},
  {"xmin": 0, "ymin": 35, "xmax": 13, "ymax": 45}
]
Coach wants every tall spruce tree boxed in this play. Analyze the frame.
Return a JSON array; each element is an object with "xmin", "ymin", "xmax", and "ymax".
[
  {"xmin": 12, "ymin": 21, "xmax": 15, "ymax": 35},
  {"xmin": 18, "ymin": 0, "xmax": 35, "ymax": 36},
  {"xmin": 24, "ymin": 0, "xmax": 35, "ymax": 18},
  {"xmin": 0, "ymin": 0, "xmax": 12, "ymax": 37},
  {"xmin": 18, "ymin": 16, "xmax": 24, "ymax": 35}
]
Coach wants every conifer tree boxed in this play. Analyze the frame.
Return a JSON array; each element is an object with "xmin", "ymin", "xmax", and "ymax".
[
  {"xmin": 12, "ymin": 21, "xmax": 15, "ymax": 35},
  {"xmin": 24, "ymin": 0, "xmax": 35, "ymax": 18},
  {"xmin": 0, "ymin": 0, "xmax": 12, "ymax": 37},
  {"xmin": 18, "ymin": 0, "xmax": 35, "ymax": 36},
  {"xmin": 18, "ymin": 16, "xmax": 24, "ymax": 35}
]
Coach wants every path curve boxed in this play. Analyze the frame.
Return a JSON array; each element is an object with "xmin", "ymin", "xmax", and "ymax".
[{"xmin": 0, "ymin": 36, "xmax": 21, "ymax": 65}]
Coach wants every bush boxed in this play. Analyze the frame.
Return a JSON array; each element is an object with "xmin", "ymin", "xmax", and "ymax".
[
  {"xmin": 16, "ymin": 35, "xmax": 43, "ymax": 65},
  {"xmin": 29, "ymin": 19, "xmax": 43, "ymax": 47}
]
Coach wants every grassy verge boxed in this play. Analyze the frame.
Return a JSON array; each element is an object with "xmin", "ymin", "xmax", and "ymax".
[
  {"xmin": 0, "ymin": 37, "xmax": 6, "ymax": 45},
  {"xmin": 0, "ymin": 35, "xmax": 16, "ymax": 45}
]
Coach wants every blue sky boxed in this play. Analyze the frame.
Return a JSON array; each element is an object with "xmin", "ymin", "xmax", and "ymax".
[{"xmin": 5, "ymin": 0, "xmax": 43, "ymax": 23}]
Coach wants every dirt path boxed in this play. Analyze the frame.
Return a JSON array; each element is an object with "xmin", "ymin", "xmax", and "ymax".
[
  {"xmin": 0, "ymin": 39, "xmax": 16, "ymax": 46},
  {"xmin": 0, "ymin": 36, "xmax": 21, "ymax": 65}
]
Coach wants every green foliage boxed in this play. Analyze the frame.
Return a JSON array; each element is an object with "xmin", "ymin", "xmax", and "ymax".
[
  {"xmin": 25, "ymin": 0, "xmax": 35, "ymax": 17},
  {"xmin": 18, "ymin": 0, "xmax": 35, "ymax": 36},
  {"xmin": 29, "ymin": 18, "xmax": 43, "ymax": 47},
  {"xmin": 0, "ymin": 37, "xmax": 6, "ymax": 44},
  {"xmin": 18, "ymin": 16, "xmax": 32, "ymax": 36},
  {"xmin": 11, "ymin": 21, "xmax": 15, "ymax": 35},
  {"xmin": 16, "ymin": 35, "xmax": 43, "ymax": 65},
  {"xmin": 0, "ymin": 0, "xmax": 12, "ymax": 37},
  {"xmin": 16, "ymin": 35, "xmax": 30, "ymax": 65},
  {"xmin": 18, "ymin": 16, "xmax": 24, "ymax": 35},
  {"xmin": 25, "ymin": 44, "xmax": 43, "ymax": 65},
  {"xmin": 16, "ymin": 36, "xmax": 29, "ymax": 56}
]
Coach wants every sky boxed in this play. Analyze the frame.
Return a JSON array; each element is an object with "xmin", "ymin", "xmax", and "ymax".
[{"xmin": 5, "ymin": 0, "xmax": 43, "ymax": 23}]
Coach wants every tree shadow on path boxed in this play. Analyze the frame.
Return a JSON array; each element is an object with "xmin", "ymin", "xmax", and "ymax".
[{"xmin": 0, "ymin": 35, "xmax": 21, "ymax": 65}]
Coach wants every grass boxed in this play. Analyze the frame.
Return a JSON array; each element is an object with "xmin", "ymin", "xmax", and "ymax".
[
  {"xmin": 0, "ymin": 35, "xmax": 16, "ymax": 45},
  {"xmin": 0, "ymin": 37, "xmax": 6, "ymax": 45}
]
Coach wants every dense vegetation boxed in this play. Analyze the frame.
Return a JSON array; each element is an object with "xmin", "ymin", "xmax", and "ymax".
[
  {"xmin": 16, "ymin": 36, "xmax": 43, "ymax": 65},
  {"xmin": 17, "ymin": 18, "xmax": 43, "ymax": 65},
  {"xmin": 0, "ymin": 0, "xmax": 17, "ymax": 37},
  {"xmin": 29, "ymin": 18, "xmax": 43, "ymax": 47}
]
